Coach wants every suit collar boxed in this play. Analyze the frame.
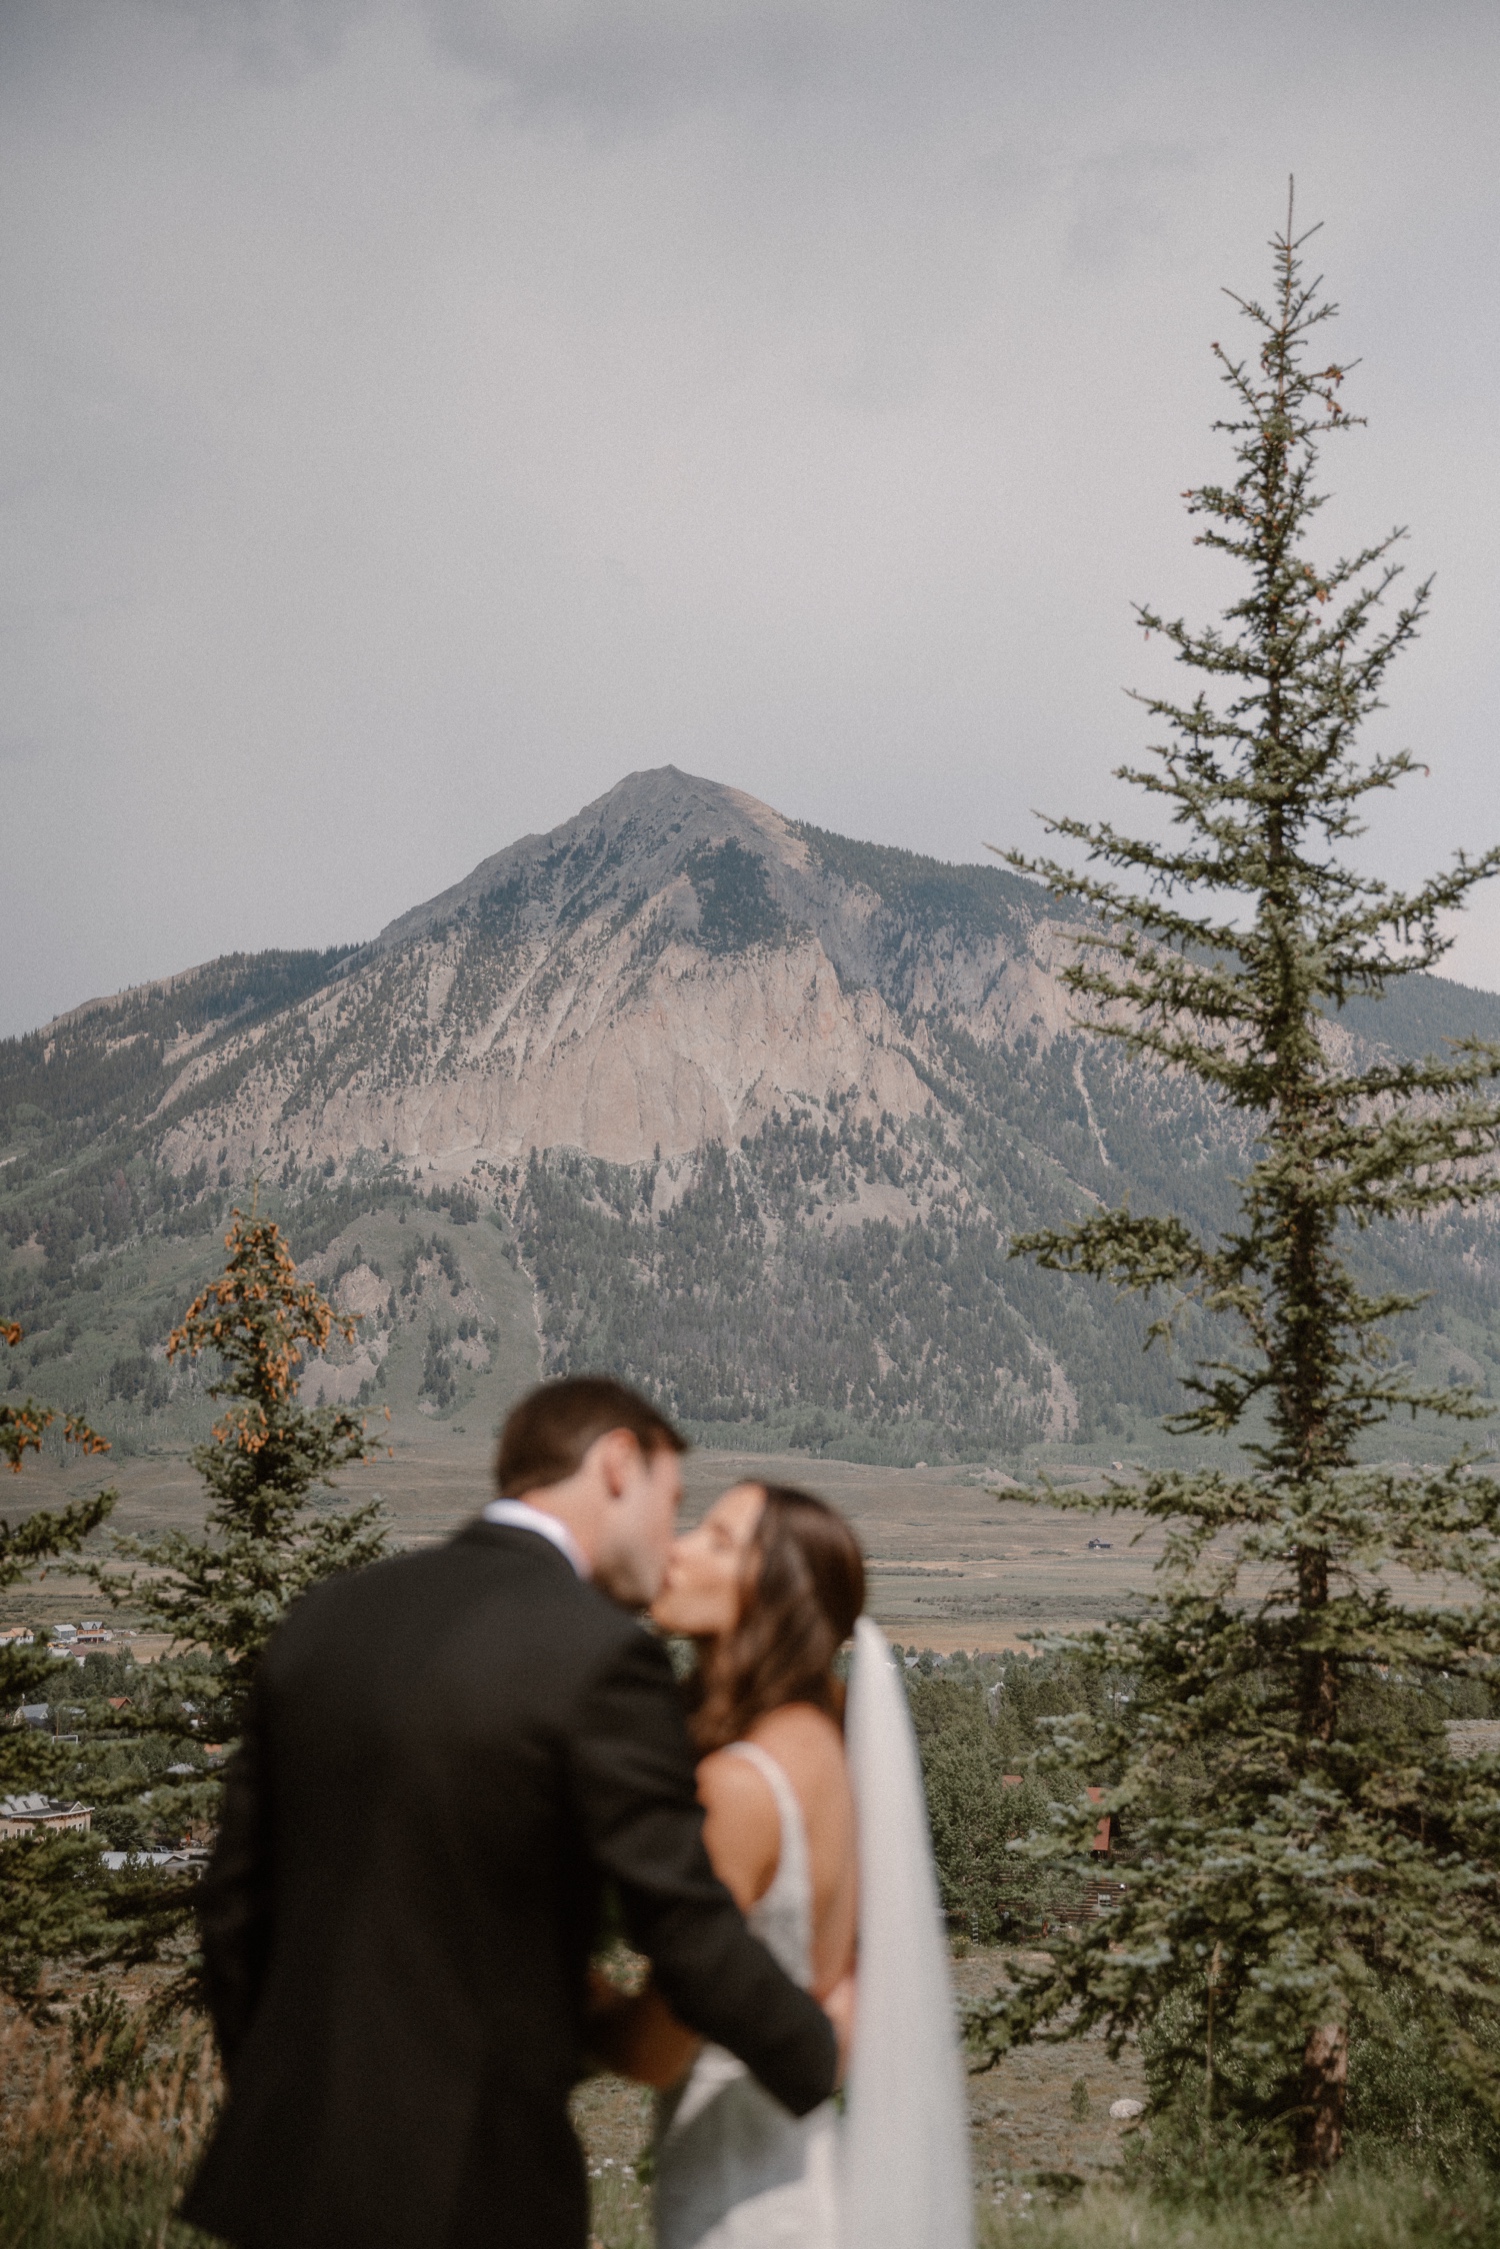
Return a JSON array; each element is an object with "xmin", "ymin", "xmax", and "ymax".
[
  {"xmin": 480, "ymin": 1497, "xmax": 590, "ymax": 1577},
  {"xmin": 453, "ymin": 1517, "xmax": 581, "ymax": 1577}
]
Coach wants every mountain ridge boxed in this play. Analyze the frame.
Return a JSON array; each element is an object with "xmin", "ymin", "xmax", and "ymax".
[
  {"xmin": 133, "ymin": 766, "xmax": 1077, "ymax": 1184},
  {"xmin": 4, "ymin": 768, "xmax": 1498, "ymax": 1466}
]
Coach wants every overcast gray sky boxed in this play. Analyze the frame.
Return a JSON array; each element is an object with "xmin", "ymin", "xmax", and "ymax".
[{"xmin": 3, "ymin": 0, "xmax": 1498, "ymax": 1037}]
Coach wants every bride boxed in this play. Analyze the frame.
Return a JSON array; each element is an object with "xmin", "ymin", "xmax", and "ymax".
[{"xmin": 590, "ymin": 1480, "xmax": 972, "ymax": 2249}]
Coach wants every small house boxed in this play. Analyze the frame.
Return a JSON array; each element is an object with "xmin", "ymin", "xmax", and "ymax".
[{"xmin": 0, "ymin": 1792, "xmax": 93, "ymax": 1838}]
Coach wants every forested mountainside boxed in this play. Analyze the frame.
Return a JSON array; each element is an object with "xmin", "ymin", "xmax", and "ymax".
[{"xmin": 3, "ymin": 768, "xmax": 1499, "ymax": 1464}]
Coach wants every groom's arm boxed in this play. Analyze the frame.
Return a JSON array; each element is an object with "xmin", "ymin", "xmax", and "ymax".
[{"xmin": 568, "ymin": 1629, "xmax": 838, "ymax": 2119}]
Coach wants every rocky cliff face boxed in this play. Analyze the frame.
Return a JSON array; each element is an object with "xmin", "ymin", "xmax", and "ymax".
[
  {"xmin": 141, "ymin": 767, "xmax": 1077, "ymax": 1184},
  {"xmin": 5, "ymin": 770, "xmax": 1498, "ymax": 1462}
]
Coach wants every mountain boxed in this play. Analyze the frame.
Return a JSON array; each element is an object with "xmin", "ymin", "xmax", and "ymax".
[{"xmin": 4, "ymin": 768, "xmax": 1499, "ymax": 1467}]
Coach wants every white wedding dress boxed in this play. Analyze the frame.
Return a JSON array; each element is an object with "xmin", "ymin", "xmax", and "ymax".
[
  {"xmin": 655, "ymin": 1738, "xmax": 840, "ymax": 2249},
  {"xmin": 653, "ymin": 1620, "xmax": 973, "ymax": 2249}
]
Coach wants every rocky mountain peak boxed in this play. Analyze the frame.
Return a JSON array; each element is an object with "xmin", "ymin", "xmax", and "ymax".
[
  {"xmin": 127, "ymin": 767, "xmax": 1079, "ymax": 1184},
  {"xmin": 373, "ymin": 766, "xmax": 805, "ymax": 955},
  {"xmin": 130, "ymin": 777, "xmax": 867, "ymax": 1179}
]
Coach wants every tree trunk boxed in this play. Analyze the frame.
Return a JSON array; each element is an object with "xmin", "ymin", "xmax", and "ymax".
[
  {"xmin": 1296, "ymin": 2021, "xmax": 1348, "ymax": 2172},
  {"xmin": 1297, "ymin": 1547, "xmax": 1337, "ymax": 1743}
]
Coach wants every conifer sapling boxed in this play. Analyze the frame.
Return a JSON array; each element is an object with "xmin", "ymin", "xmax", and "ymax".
[{"xmin": 94, "ymin": 1205, "xmax": 388, "ymax": 1967}]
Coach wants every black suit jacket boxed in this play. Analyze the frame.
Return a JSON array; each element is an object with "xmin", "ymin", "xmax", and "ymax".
[{"xmin": 183, "ymin": 1521, "xmax": 836, "ymax": 2249}]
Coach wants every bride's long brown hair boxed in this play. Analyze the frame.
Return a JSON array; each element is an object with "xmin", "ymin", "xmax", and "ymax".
[{"xmin": 685, "ymin": 1484, "xmax": 866, "ymax": 1754}]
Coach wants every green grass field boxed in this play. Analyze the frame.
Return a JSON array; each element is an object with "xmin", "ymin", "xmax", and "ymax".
[{"xmin": 3, "ymin": 2158, "xmax": 1496, "ymax": 2249}]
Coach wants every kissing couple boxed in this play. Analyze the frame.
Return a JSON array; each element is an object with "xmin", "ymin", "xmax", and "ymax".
[{"xmin": 184, "ymin": 1376, "xmax": 971, "ymax": 2249}]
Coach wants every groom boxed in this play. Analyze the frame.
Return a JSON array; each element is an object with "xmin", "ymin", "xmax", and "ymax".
[{"xmin": 183, "ymin": 1375, "xmax": 841, "ymax": 2249}]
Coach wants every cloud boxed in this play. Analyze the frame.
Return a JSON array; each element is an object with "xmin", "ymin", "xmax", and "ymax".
[
  {"xmin": 428, "ymin": 0, "xmax": 868, "ymax": 115},
  {"xmin": 141, "ymin": 0, "xmax": 374, "ymax": 80},
  {"xmin": 1064, "ymin": 139, "xmax": 1202, "ymax": 275}
]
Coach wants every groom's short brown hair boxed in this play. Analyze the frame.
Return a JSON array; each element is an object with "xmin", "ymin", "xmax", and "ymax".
[{"xmin": 495, "ymin": 1375, "xmax": 687, "ymax": 1498}]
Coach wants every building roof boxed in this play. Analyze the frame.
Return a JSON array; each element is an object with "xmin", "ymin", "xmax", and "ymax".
[{"xmin": 100, "ymin": 1847, "xmax": 209, "ymax": 1874}]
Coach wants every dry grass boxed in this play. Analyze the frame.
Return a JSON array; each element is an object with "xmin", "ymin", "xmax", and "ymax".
[
  {"xmin": 4, "ymin": 1996, "xmax": 1495, "ymax": 2249},
  {"xmin": 0, "ymin": 2002, "xmax": 219, "ymax": 2248},
  {"xmin": 978, "ymin": 2169, "xmax": 1500, "ymax": 2249}
]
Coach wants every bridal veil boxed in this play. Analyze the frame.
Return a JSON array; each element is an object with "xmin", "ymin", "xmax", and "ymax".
[{"xmin": 841, "ymin": 1617, "xmax": 973, "ymax": 2249}]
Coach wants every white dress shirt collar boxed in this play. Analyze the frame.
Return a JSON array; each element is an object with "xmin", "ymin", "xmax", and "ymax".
[{"xmin": 482, "ymin": 1497, "xmax": 591, "ymax": 1579}]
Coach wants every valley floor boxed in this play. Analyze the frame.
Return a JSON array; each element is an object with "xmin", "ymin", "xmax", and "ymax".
[{"xmin": 18, "ymin": 1441, "xmax": 1479, "ymax": 1656}]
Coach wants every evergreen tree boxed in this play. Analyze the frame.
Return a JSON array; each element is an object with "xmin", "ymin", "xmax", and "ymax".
[
  {"xmin": 94, "ymin": 1206, "xmax": 389, "ymax": 1966},
  {"xmin": 0, "ymin": 1320, "xmax": 116, "ymax": 2009},
  {"xmin": 975, "ymin": 200, "xmax": 1500, "ymax": 2173}
]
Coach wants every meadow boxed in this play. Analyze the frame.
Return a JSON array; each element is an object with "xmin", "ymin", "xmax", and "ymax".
[{"xmin": 5, "ymin": 1953, "xmax": 1495, "ymax": 2249}]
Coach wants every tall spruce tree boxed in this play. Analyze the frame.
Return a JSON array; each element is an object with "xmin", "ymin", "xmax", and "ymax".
[
  {"xmin": 975, "ymin": 201, "xmax": 1500, "ymax": 2172},
  {"xmin": 93, "ymin": 1205, "xmax": 389, "ymax": 1968},
  {"xmin": 0, "ymin": 1321, "xmax": 116, "ymax": 2009}
]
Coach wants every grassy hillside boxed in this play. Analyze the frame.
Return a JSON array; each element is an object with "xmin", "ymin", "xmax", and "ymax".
[{"xmin": 0, "ymin": 1179, "xmax": 539, "ymax": 1490}]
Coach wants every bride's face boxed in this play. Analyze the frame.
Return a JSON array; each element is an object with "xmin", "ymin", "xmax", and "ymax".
[{"xmin": 649, "ymin": 1482, "xmax": 765, "ymax": 1640}]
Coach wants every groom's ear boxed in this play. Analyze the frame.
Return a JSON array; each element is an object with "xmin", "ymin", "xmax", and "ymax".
[{"xmin": 591, "ymin": 1426, "xmax": 643, "ymax": 1501}]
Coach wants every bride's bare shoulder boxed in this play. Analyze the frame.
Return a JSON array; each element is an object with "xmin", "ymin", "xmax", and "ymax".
[
  {"xmin": 695, "ymin": 1741, "xmax": 776, "ymax": 1811},
  {"xmin": 695, "ymin": 1745, "xmax": 781, "ymax": 1906},
  {"xmin": 747, "ymin": 1702, "xmax": 849, "ymax": 1784}
]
